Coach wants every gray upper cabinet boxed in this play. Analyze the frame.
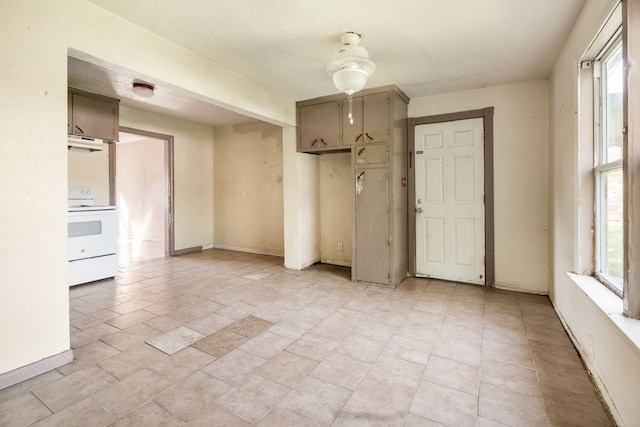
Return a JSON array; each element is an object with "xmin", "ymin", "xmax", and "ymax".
[
  {"xmin": 298, "ymin": 100, "xmax": 341, "ymax": 152},
  {"xmin": 68, "ymin": 88, "xmax": 119, "ymax": 141},
  {"xmin": 342, "ymin": 92, "xmax": 389, "ymax": 146}
]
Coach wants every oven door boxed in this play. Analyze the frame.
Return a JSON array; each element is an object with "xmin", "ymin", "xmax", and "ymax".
[{"xmin": 68, "ymin": 209, "xmax": 117, "ymax": 261}]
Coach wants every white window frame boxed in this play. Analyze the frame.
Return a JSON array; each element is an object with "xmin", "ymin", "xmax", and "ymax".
[
  {"xmin": 593, "ymin": 35, "xmax": 624, "ymax": 296},
  {"xmin": 578, "ymin": 1, "xmax": 640, "ymax": 319}
]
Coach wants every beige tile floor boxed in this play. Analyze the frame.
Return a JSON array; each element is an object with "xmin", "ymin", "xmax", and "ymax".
[{"xmin": 0, "ymin": 245, "xmax": 615, "ymax": 426}]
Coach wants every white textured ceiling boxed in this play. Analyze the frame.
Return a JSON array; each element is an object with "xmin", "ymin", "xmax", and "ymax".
[
  {"xmin": 71, "ymin": 0, "xmax": 586, "ymax": 127},
  {"xmin": 68, "ymin": 57, "xmax": 252, "ymax": 127}
]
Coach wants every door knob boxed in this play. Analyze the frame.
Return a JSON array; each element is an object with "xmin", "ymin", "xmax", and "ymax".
[{"xmin": 417, "ymin": 199, "xmax": 423, "ymax": 204}]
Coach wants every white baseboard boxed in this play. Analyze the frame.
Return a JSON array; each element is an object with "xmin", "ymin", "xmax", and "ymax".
[
  {"xmin": 493, "ymin": 281, "xmax": 549, "ymax": 295},
  {"xmin": 211, "ymin": 244, "xmax": 284, "ymax": 258},
  {"xmin": 174, "ymin": 246, "xmax": 202, "ymax": 255},
  {"xmin": 319, "ymin": 258, "xmax": 352, "ymax": 268},
  {"xmin": 0, "ymin": 349, "xmax": 73, "ymax": 391}
]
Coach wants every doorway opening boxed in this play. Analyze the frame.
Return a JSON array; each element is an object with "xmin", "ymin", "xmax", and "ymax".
[
  {"xmin": 109, "ymin": 127, "xmax": 175, "ymax": 263},
  {"xmin": 408, "ymin": 108, "xmax": 495, "ymax": 286}
]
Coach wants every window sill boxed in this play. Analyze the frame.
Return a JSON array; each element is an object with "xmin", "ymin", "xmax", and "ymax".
[{"xmin": 567, "ymin": 272, "xmax": 640, "ymax": 354}]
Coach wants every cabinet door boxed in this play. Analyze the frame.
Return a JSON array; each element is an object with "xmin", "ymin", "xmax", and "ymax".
[
  {"xmin": 362, "ymin": 92, "xmax": 389, "ymax": 144},
  {"xmin": 299, "ymin": 101, "xmax": 340, "ymax": 151},
  {"xmin": 70, "ymin": 92, "xmax": 119, "ymax": 140},
  {"xmin": 354, "ymin": 144, "xmax": 389, "ymax": 166},
  {"xmin": 355, "ymin": 167, "xmax": 389, "ymax": 284},
  {"xmin": 342, "ymin": 93, "xmax": 389, "ymax": 146}
]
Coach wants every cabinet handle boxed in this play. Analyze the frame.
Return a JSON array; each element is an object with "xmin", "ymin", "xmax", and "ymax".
[
  {"xmin": 357, "ymin": 171, "xmax": 365, "ymax": 180},
  {"xmin": 74, "ymin": 125, "xmax": 84, "ymax": 134},
  {"xmin": 320, "ymin": 138, "xmax": 327, "ymax": 146},
  {"xmin": 365, "ymin": 132, "xmax": 374, "ymax": 141},
  {"xmin": 357, "ymin": 147, "xmax": 366, "ymax": 156},
  {"xmin": 311, "ymin": 139, "xmax": 318, "ymax": 146},
  {"xmin": 355, "ymin": 133, "xmax": 363, "ymax": 142}
]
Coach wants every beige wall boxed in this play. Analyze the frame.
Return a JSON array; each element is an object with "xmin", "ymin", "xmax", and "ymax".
[
  {"xmin": 0, "ymin": 0, "xmax": 295, "ymax": 377},
  {"xmin": 320, "ymin": 152, "xmax": 352, "ymax": 266},
  {"xmin": 550, "ymin": 1, "xmax": 640, "ymax": 425},
  {"xmin": 213, "ymin": 121, "xmax": 284, "ymax": 256},
  {"xmin": 0, "ymin": 1, "xmax": 70, "ymax": 374},
  {"xmin": 409, "ymin": 80, "xmax": 550, "ymax": 294},
  {"xmin": 116, "ymin": 138, "xmax": 164, "ymax": 241}
]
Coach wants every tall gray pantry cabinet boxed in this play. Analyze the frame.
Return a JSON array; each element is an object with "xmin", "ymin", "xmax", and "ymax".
[{"xmin": 297, "ymin": 86, "xmax": 409, "ymax": 288}]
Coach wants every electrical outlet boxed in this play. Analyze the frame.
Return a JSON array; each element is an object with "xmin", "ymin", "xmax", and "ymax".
[{"xmin": 338, "ymin": 242, "xmax": 343, "ymax": 251}]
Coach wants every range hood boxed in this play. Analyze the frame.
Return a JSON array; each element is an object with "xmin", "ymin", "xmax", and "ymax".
[{"xmin": 68, "ymin": 135, "xmax": 104, "ymax": 151}]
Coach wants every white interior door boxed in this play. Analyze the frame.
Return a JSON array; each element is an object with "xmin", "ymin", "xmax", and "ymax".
[{"xmin": 415, "ymin": 118, "xmax": 485, "ymax": 284}]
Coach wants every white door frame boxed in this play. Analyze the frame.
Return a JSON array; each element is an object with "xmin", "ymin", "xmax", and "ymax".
[
  {"xmin": 109, "ymin": 126, "xmax": 176, "ymax": 257},
  {"xmin": 408, "ymin": 108, "xmax": 495, "ymax": 285}
]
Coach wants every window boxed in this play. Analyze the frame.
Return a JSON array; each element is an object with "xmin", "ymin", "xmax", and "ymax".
[
  {"xmin": 594, "ymin": 36, "xmax": 624, "ymax": 295},
  {"xmin": 578, "ymin": 1, "xmax": 640, "ymax": 318}
]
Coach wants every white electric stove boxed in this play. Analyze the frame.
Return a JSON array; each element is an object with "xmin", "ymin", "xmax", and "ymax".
[{"xmin": 68, "ymin": 187, "xmax": 118, "ymax": 286}]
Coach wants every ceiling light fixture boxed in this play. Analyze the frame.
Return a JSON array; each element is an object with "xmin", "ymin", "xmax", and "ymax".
[
  {"xmin": 327, "ymin": 32, "xmax": 376, "ymax": 124},
  {"xmin": 132, "ymin": 82, "xmax": 155, "ymax": 98}
]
